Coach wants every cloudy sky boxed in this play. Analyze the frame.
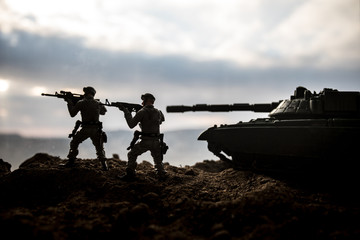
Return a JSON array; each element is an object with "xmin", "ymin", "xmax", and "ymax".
[{"xmin": 0, "ymin": 0, "xmax": 359, "ymax": 137}]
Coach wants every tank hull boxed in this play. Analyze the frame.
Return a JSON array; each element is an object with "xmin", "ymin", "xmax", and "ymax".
[{"xmin": 198, "ymin": 118, "xmax": 360, "ymax": 170}]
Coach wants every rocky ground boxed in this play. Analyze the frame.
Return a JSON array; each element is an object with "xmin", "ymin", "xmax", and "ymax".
[{"xmin": 0, "ymin": 153, "xmax": 359, "ymax": 240}]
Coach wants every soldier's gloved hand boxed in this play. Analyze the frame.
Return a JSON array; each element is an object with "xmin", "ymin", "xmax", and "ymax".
[
  {"xmin": 64, "ymin": 92, "xmax": 73, "ymax": 103},
  {"xmin": 117, "ymin": 104, "xmax": 126, "ymax": 111}
]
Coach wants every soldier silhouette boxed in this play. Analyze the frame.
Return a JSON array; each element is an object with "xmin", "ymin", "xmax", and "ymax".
[
  {"xmin": 64, "ymin": 86, "xmax": 108, "ymax": 171},
  {"xmin": 117, "ymin": 93, "xmax": 167, "ymax": 180}
]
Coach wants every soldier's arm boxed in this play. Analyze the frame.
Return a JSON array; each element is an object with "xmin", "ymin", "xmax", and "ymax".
[
  {"xmin": 67, "ymin": 101, "xmax": 81, "ymax": 117},
  {"xmin": 100, "ymin": 104, "xmax": 107, "ymax": 115},
  {"xmin": 159, "ymin": 110, "xmax": 165, "ymax": 124},
  {"xmin": 124, "ymin": 109, "xmax": 144, "ymax": 129}
]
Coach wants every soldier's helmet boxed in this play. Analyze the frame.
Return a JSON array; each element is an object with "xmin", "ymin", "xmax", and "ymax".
[
  {"xmin": 83, "ymin": 86, "xmax": 96, "ymax": 96},
  {"xmin": 141, "ymin": 93, "xmax": 156, "ymax": 101}
]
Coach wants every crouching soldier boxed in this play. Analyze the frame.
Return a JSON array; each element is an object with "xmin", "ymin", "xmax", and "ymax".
[
  {"xmin": 118, "ymin": 93, "xmax": 167, "ymax": 180},
  {"xmin": 64, "ymin": 86, "xmax": 109, "ymax": 171}
]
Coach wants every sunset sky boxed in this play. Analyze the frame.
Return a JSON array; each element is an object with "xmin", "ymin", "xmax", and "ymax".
[{"xmin": 1, "ymin": 0, "xmax": 359, "ymax": 137}]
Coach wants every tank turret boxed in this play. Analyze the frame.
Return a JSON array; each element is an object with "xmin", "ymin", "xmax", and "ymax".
[
  {"xmin": 167, "ymin": 86, "xmax": 360, "ymax": 119},
  {"xmin": 167, "ymin": 86, "xmax": 360, "ymax": 171},
  {"xmin": 269, "ymin": 86, "xmax": 360, "ymax": 119}
]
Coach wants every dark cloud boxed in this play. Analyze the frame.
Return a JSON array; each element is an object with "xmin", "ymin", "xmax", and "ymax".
[{"xmin": 2, "ymin": 30, "xmax": 359, "ymax": 89}]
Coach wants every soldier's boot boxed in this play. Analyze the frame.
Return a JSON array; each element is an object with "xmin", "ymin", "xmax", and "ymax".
[
  {"xmin": 155, "ymin": 163, "xmax": 167, "ymax": 180},
  {"xmin": 63, "ymin": 149, "xmax": 78, "ymax": 167},
  {"xmin": 63, "ymin": 158, "xmax": 75, "ymax": 168},
  {"xmin": 100, "ymin": 159, "xmax": 109, "ymax": 171},
  {"xmin": 119, "ymin": 168, "xmax": 136, "ymax": 181},
  {"xmin": 96, "ymin": 148, "xmax": 108, "ymax": 171}
]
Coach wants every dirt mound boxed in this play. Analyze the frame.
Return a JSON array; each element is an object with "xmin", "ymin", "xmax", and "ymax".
[
  {"xmin": 0, "ymin": 153, "xmax": 359, "ymax": 239},
  {"xmin": 0, "ymin": 159, "xmax": 11, "ymax": 177}
]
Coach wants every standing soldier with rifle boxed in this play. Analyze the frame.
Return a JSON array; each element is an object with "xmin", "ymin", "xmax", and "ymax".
[
  {"xmin": 63, "ymin": 86, "xmax": 109, "ymax": 171},
  {"xmin": 117, "ymin": 93, "xmax": 168, "ymax": 180}
]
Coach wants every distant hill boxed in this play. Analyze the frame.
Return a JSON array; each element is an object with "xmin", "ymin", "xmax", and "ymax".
[
  {"xmin": 0, "ymin": 129, "xmax": 215, "ymax": 170},
  {"xmin": 0, "ymin": 134, "xmax": 68, "ymax": 170}
]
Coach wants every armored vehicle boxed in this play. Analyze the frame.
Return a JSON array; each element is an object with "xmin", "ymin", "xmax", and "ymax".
[{"xmin": 167, "ymin": 87, "xmax": 360, "ymax": 171}]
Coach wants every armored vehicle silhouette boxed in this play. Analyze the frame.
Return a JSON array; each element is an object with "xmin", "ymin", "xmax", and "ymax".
[{"xmin": 167, "ymin": 87, "xmax": 360, "ymax": 170}]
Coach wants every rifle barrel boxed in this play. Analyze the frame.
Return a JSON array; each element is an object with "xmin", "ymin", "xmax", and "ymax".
[{"xmin": 41, "ymin": 93, "xmax": 58, "ymax": 97}]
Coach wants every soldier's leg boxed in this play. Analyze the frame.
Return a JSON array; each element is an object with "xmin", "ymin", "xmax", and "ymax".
[
  {"xmin": 150, "ymin": 140, "xmax": 166, "ymax": 176},
  {"xmin": 126, "ymin": 140, "xmax": 149, "ymax": 174},
  {"xmin": 90, "ymin": 130, "xmax": 108, "ymax": 171},
  {"xmin": 66, "ymin": 128, "xmax": 89, "ymax": 166}
]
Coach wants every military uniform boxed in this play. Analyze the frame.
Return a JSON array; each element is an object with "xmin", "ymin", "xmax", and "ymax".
[
  {"xmin": 122, "ymin": 94, "xmax": 166, "ymax": 178},
  {"xmin": 66, "ymin": 87, "xmax": 108, "ymax": 170}
]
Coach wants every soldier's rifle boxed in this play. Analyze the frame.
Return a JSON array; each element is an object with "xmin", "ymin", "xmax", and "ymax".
[
  {"xmin": 41, "ymin": 91, "xmax": 95, "ymax": 105},
  {"xmin": 102, "ymin": 99, "xmax": 142, "ymax": 113}
]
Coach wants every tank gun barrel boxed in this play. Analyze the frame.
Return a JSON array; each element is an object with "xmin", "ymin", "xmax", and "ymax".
[{"xmin": 167, "ymin": 102, "xmax": 281, "ymax": 113}]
